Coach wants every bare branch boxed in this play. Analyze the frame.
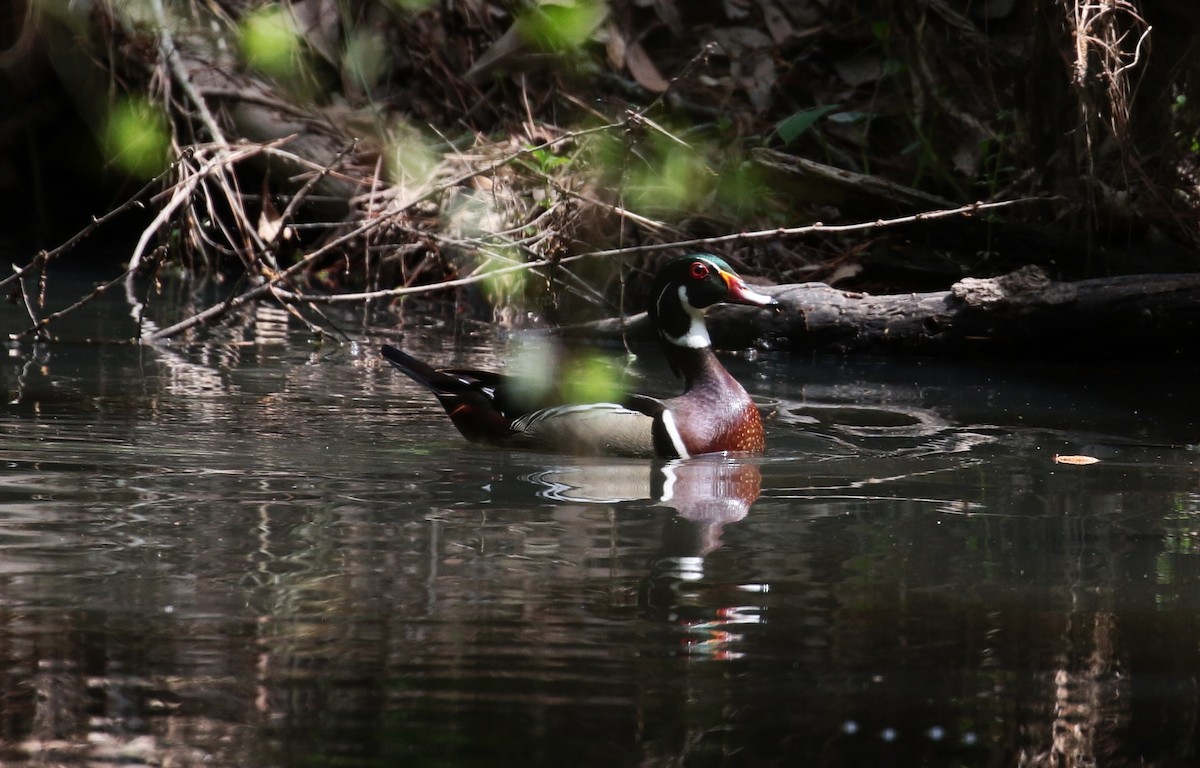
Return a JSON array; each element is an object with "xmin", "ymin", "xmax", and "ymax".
[{"xmin": 265, "ymin": 198, "xmax": 1045, "ymax": 306}]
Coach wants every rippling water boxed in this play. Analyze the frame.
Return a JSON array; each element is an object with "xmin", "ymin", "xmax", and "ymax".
[{"xmin": 2, "ymin": 270, "xmax": 1200, "ymax": 766}]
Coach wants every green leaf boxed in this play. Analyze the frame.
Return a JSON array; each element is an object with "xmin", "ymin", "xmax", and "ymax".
[{"xmin": 774, "ymin": 105, "xmax": 840, "ymax": 144}]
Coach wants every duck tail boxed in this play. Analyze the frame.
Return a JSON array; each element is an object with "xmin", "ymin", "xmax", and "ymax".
[
  {"xmin": 381, "ymin": 345, "xmax": 442, "ymax": 390},
  {"xmin": 381, "ymin": 344, "xmax": 513, "ymax": 444}
]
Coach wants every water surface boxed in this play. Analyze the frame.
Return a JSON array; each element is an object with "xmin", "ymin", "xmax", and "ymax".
[{"xmin": 2, "ymin": 273, "xmax": 1199, "ymax": 766}]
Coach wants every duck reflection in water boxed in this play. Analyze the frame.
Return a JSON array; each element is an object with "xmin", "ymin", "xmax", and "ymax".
[{"xmin": 526, "ymin": 455, "xmax": 763, "ymax": 660}]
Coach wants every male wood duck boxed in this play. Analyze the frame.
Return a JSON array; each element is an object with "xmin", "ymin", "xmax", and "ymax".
[{"xmin": 381, "ymin": 254, "xmax": 778, "ymax": 458}]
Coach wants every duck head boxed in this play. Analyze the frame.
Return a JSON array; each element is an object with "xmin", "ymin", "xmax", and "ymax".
[{"xmin": 648, "ymin": 254, "xmax": 777, "ymax": 353}]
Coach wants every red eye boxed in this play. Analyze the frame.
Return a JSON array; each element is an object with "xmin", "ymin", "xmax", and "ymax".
[{"xmin": 689, "ymin": 261, "xmax": 710, "ymax": 280}]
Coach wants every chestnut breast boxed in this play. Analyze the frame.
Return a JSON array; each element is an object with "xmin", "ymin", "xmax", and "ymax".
[{"xmin": 667, "ymin": 373, "xmax": 765, "ymax": 456}]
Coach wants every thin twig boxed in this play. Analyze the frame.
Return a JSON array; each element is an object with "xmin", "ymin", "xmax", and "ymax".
[
  {"xmin": 16, "ymin": 263, "xmax": 142, "ymax": 340},
  {"xmin": 265, "ymin": 198, "xmax": 1045, "ymax": 305},
  {"xmin": 0, "ymin": 174, "xmax": 159, "ymax": 294},
  {"xmin": 9, "ymin": 263, "xmax": 44, "ymax": 339},
  {"xmin": 275, "ymin": 138, "xmax": 359, "ymax": 238},
  {"xmin": 141, "ymin": 117, "xmax": 643, "ymax": 341},
  {"xmin": 127, "ymin": 143, "xmax": 267, "ymax": 276},
  {"xmin": 150, "ymin": 0, "xmax": 227, "ymax": 146}
]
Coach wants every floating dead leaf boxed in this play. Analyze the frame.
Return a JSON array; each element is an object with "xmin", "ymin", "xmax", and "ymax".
[{"xmin": 1054, "ymin": 455, "xmax": 1101, "ymax": 465}]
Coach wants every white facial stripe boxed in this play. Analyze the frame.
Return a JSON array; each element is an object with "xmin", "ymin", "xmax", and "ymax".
[
  {"xmin": 660, "ymin": 410, "xmax": 690, "ymax": 459},
  {"xmin": 660, "ymin": 284, "xmax": 711, "ymax": 349},
  {"xmin": 678, "ymin": 284, "xmax": 700, "ymax": 315}
]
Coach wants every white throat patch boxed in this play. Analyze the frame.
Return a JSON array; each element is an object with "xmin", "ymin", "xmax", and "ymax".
[{"xmin": 663, "ymin": 285, "xmax": 711, "ymax": 349}]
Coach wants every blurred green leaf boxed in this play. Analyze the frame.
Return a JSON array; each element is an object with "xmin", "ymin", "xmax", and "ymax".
[
  {"xmin": 562, "ymin": 353, "xmax": 624, "ymax": 404},
  {"xmin": 714, "ymin": 160, "xmax": 770, "ymax": 218},
  {"xmin": 527, "ymin": 147, "xmax": 570, "ymax": 172},
  {"xmin": 389, "ymin": 0, "xmax": 436, "ymax": 10},
  {"xmin": 344, "ymin": 28, "xmax": 390, "ymax": 92},
  {"xmin": 384, "ymin": 123, "xmax": 437, "ymax": 188},
  {"xmin": 508, "ymin": 337, "xmax": 557, "ymax": 410},
  {"xmin": 478, "ymin": 249, "xmax": 527, "ymax": 307},
  {"xmin": 517, "ymin": 0, "xmax": 607, "ymax": 51},
  {"xmin": 625, "ymin": 139, "xmax": 713, "ymax": 215},
  {"xmin": 103, "ymin": 97, "xmax": 169, "ymax": 178},
  {"xmin": 240, "ymin": 6, "xmax": 303, "ymax": 78}
]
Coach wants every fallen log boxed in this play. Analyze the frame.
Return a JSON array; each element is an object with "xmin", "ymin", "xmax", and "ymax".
[
  {"xmin": 734, "ymin": 265, "xmax": 1200, "ymax": 356},
  {"xmin": 576, "ymin": 266, "xmax": 1200, "ymax": 358}
]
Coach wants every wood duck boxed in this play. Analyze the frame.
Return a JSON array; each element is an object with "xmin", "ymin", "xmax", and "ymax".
[{"xmin": 381, "ymin": 254, "xmax": 778, "ymax": 458}]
